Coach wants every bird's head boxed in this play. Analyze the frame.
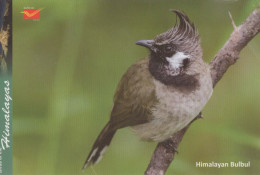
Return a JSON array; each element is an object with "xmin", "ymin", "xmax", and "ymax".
[{"xmin": 136, "ymin": 10, "xmax": 202, "ymax": 81}]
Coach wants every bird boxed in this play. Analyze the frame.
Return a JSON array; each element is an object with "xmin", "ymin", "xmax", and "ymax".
[{"xmin": 82, "ymin": 9, "xmax": 213, "ymax": 170}]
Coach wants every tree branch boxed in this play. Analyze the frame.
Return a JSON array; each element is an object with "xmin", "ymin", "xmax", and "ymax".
[
  {"xmin": 210, "ymin": 6, "xmax": 260, "ymax": 87},
  {"xmin": 145, "ymin": 6, "xmax": 260, "ymax": 175}
]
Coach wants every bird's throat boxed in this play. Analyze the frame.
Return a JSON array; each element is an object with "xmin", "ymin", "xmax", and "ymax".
[{"xmin": 148, "ymin": 55, "xmax": 200, "ymax": 91}]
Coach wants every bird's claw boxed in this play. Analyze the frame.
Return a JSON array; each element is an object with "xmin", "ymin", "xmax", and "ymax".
[{"xmin": 162, "ymin": 139, "xmax": 178, "ymax": 153}]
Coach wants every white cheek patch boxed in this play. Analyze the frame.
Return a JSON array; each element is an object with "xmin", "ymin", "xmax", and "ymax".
[{"xmin": 166, "ymin": 52, "xmax": 190, "ymax": 69}]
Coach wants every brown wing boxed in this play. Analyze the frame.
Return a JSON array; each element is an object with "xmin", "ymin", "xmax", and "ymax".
[{"xmin": 109, "ymin": 58, "xmax": 158, "ymax": 129}]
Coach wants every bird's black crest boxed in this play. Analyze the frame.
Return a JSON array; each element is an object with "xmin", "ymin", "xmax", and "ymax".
[{"xmin": 154, "ymin": 10, "xmax": 199, "ymax": 45}]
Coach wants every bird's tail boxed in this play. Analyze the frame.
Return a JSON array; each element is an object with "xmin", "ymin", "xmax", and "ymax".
[{"xmin": 82, "ymin": 122, "xmax": 116, "ymax": 170}]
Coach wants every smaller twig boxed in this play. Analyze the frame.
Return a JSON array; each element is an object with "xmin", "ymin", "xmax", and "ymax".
[
  {"xmin": 90, "ymin": 165, "xmax": 98, "ymax": 175},
  {"xmin": 228, "ymin": 11, "xmax": 237, "ymax": 30}
]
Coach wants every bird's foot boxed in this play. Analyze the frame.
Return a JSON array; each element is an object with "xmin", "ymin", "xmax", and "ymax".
[
  {"xmin": 162, "ymin": 139, "xmax": 178, "ymax": 154},
  {"xmin": 197, "ymin": 112, "xmax": 203, "ymax": 119}
]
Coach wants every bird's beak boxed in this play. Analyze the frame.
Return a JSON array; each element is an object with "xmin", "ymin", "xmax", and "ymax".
[{"xmin": 135, "ymin": 40, "xmax": 155, "ymax": 51}]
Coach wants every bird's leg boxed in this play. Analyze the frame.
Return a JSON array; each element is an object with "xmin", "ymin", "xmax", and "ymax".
[
  {"xmin": 161, "ymin": 112, "xmax": 204, "ymax": 154},
  {"xmin": 191, "ymin": 112, "xmax": 203, "ymax": 123},
  {"xmin": 161, "ymin": 139, "xmax": 178, "ymax": 154},
  {"xmin": 197, "ymin": 112, "xmax": 203, "ymax": 119}
]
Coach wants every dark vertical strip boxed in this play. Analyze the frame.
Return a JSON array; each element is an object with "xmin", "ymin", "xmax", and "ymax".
[
  {"xmin": 3, "ymin": 0, "xmax": 11, "ymax": 73},
  {"xmin": 0, "ymin": 0, "xmax": 12, "ymax": 174}
]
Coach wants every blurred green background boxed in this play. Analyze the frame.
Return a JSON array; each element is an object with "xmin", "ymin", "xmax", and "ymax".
[{"xmin": 13, "ymin": 0, "xmax": 260, "ymax": 175}]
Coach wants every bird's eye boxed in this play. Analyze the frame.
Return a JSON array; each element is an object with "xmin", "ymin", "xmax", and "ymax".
[{"xmin": 164, "ymin": 45, "xmax": 172, "ymax": 53}]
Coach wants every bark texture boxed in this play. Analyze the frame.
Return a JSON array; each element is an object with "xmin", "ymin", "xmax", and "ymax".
[{"xmin": 145, "ymin": 6, "xmax": 260, "ymax": 175}]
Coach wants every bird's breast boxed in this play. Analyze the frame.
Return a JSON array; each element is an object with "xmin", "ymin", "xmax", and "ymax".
[{"xmin": 132, "ymin": 72, "xmax": 213, "ymax": 142}]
